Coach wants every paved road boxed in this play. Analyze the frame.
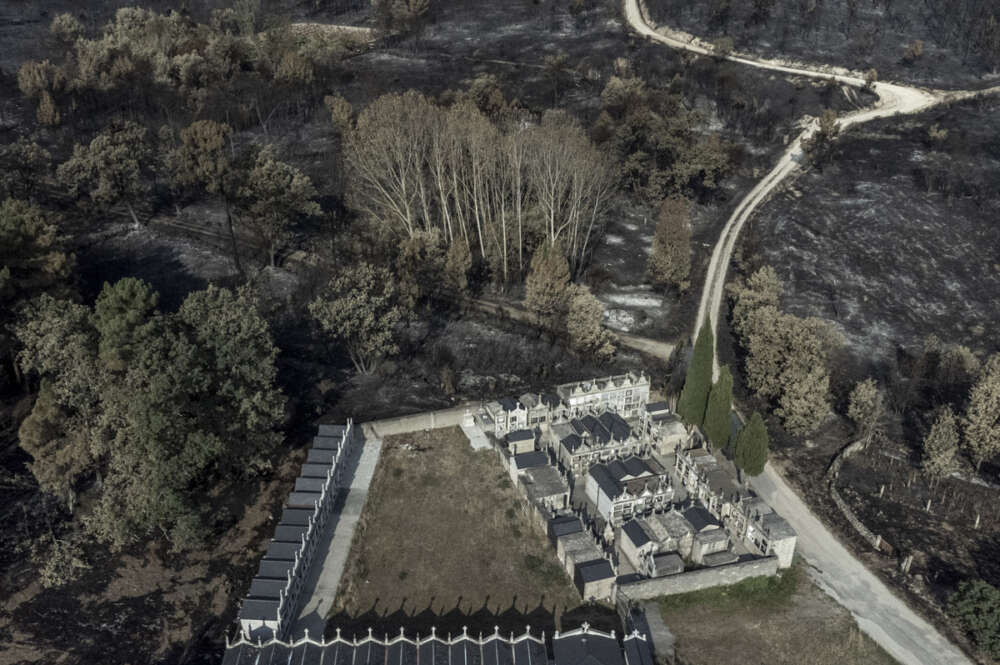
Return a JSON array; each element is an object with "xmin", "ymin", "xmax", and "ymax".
[
  {"xmin": 293, "ymin": 427, "xmax": 384, "ymax": 639},
  {"xmin": 751, "ymin": 465, "xmax": 971, "ymax": 665}
]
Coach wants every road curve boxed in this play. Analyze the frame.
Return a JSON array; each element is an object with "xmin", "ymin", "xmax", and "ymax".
[
  {"xmin": 621, "ymin": 0, "xmax": 1000, "ymax": 383},
  {"xmin": 622, "ymin": 0, "xmax": 988, "ymax": 663}
]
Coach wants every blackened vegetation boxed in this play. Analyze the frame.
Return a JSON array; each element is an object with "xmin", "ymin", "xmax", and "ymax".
[{"xmin": 648, "ymin": 0, "xmax": 1000, "ymax": 88}]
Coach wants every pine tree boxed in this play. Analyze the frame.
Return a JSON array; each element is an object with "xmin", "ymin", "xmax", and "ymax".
[
  {"xmin": 566, "ymin": 286, "xmax": 615, "ymax": 361},
  {"xmin": 923, "ymin": 406, "xmax": 960, "ymax": 478},
  {"xmin": 646, "ymin": 196, "xmax": 691, "ymax": 291},
  {"xmin": 703, "ymin": 364, "xmax": 733, "ymax": 449},
  {"xmin": 523, "ymin": 244, "xmax": 571, "ymax": 327},
  {"xmin": 848, "ymin": 378, "xmax": 884, "ymax": 444},
  {"xmin": 733, "ymin": 411, "xmax": 769, "ymax": 477},
  {"xmin": 677, "ymin": 324, "xmax": 714, "ymax": 427},
  {"xmin": 964, "ymin": 354, "xmax": 1000, "ymax": 471}
]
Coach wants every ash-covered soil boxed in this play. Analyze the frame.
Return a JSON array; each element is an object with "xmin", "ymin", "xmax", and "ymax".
[
  {"xmin": 646, "ymin": 0, "xmax": 1000, "ymax": 89},
  {"xmin": 752, "ymin": 97, "xmax": 1000, "ymax": 369}
]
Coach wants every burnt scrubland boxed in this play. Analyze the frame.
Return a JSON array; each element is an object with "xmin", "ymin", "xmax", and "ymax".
[
  {"xmin": 647, "ymin": 0, "xmax": 1000, "ymax": 89},
  {"xmin": 0, "ymin": 0, "xmax": 806, "ymax": 663},
  {"xmin": 717, "ymin": 95, "xmax": 1000, "ymax": 661}
]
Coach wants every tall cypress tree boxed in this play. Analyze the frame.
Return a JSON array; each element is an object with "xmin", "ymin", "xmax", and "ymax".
[
  {"xmin": 704, "ymin": 364, "xmax": 734, "ymax": 449},
  {"xmin": 734, "ymin": 412, "xmax": 770, "ymax": 477},
  {"xmin": 677, "ymin": 324, "xmax": 714, "ymax": 427}
]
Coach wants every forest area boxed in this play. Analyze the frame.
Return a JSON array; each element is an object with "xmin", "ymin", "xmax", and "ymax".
[{"xmin": 0, "ymin": 0, "xmax": 751, "ymax": 662}]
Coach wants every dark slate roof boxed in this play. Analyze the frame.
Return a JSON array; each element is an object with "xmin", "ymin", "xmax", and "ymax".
[
  {"xmin": 589, "ymin": 464, "xmax": 622, "ymax": 500},
  {"xmin": 306, "ymin": 449, "xmax": 336, "ymax": 465},
  {"xmin": 239, "ymin": 597, "xmax": 281, "ymax": 621},
  {"xmin": 561, "ymin": 433, "xmax": 583, "ymax": 453},
  {"xmin": 513, "ymin": 451, "xmax": 548, "ymax": 470},
  {"xmin": 622, "ymin": 634, "xmax": 655, "ymax": 665},
  {"xmin": 222, "ymin": 636, "xmax": 549, "ymax": 665},
  {"xmin": 645, "ymin": 401, "xmax": 669, "ymax": 414},
  {"xmin": 622, "ymin": 520, "xmax": 650, "ymax": 548},
  {"xmin": 541, "ymin": 392, "xmax": 562, "ymax": 408},
  {"xmin": 576, "ymin": 559, "xmax": 615, "ymax": 583},
  {"xmin": 312, "ymin": 435, "xmax": 340, "ymax": 450},
  {"xmin": 295, "ymin": 477, "xmax": 328, "ymax": 493},
  {"xmin": 598, "ymin": 412, "xmax": 631, "ymax": 441},
  {"xmin": 249, "ymin": 578, "xmax": 287, "ymax": 599},
  {"xmin": 317, "ymin": 423, "xmax": 347, "ymax": 437},
  {"xmin": 287, "ymin": 491, "xmax": 322, "ymax": 509},
  {"xmin": 498, "ymin": 396, "xmax": 521, "ymax": 412},
  {"xmin": 257, "ymin": 558, "xmax": 294, "ymax": 579},
  {"xmin": 265, "ymin": 541, "xmax": 302, "ymax": 561},
  {"xmin": 273, "ymin": 524, "xmax": 309, "ymax": 542},
  {"xmin": 682, "ymin": 505, "xmax": 720, "ymax": 532},
  {"xmin": 620, "ymin": 456, "xmax": 649, "ymax": 478},
  {"xmin": 553, "ymin": 631, "xmax": 625, "ymax": 665},
  {"xmin": 508, "ymin": 429, "xmax": 535, "ymax": 442},
  {"xmin": 549, "ymin": 515, "xmax": 583, "ymax": 539},
  {"xmin": 578, "ymin": 415, "xmax": 611, "ymax": 444},
  {"xmin": 300, "ymin": 463, "xmax": 333, "ymax": 479},
  {"xmin": 280, "ymin": 508, "xmax": 315, "ymax": 526}
]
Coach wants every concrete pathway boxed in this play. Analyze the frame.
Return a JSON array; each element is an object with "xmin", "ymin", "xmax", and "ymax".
[
  {"xmin": 292, "ymin": 427, "xmax": 384, "ymax": 639},
  {"xmin": 751, "ymin": 465, "xmax": 971, "ymax": 665}
]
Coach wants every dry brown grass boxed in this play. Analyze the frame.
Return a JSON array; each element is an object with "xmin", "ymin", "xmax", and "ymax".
[
  {"xmin": 659, "ymin": 563, "xmax": 899, "ymax": 665},
  {"xmin": 330, "ymin": 427, "xmax": 608, "ymax": 639}
]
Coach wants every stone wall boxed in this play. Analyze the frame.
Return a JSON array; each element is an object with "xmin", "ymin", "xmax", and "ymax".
[
  {"xmin": 617, "ymin": 557, "xmax": 779, "ymax": 601},
  {"xmin": 367, "ymin": 405, "xmax": 471, "ymax": 437}
]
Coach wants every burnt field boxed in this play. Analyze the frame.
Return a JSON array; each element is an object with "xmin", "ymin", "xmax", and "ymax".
[
  {"xmin": 646, "ymin": 0, "xmax": 1000, "ymax": 89},
  {"xmin": 749, "ymin": 96, "xmax": 1000, "ymax": 374}
]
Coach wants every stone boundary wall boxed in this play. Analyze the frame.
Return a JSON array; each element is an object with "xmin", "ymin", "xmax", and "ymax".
[
  {"xmin": 826, "ymin": 439, "xmax": 886, "ymax": 552},
  {"xmin": 367, "ymin": 405, "xmax": 471, "ymax": 437},
  {"xmin": 617, "ymin": 557, "xmax": 779, "ymax": 601}
]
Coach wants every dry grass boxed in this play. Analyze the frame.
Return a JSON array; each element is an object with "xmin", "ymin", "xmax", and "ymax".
[
  {"xmin": 658, "ymin": 563, "xmax": 899, "ymax": 665},
  {"xmin": 330, "ymin": 427, "xmax": 606, "ymax": 639}
]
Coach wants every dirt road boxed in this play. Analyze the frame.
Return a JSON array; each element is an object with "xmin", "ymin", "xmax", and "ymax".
[
  {"xmin": 622, "ymin": 0, "xmax": 997, "ymax": 382},
  {"xmin": 621, "ymin": 0, "xmax": 1000, "ymax": 662},
  {"xmin": 750, "ymin": 466, "xmax": 971, "ymax": 665}
]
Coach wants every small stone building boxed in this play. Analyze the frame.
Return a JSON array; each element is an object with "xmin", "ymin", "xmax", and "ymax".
[
  {"xmin": 574, "ymin": 559, "xmax": 616, "ymax": 601},
  {"xmin": 556, "ymin": 530, "xmax": 606, "ymax": 579}
]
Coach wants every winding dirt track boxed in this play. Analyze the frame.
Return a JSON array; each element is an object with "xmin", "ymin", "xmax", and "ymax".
[
  {"xmin": 623, "ymin": 1, "xmax": 1000, "ymax": 663},
  {"xmin": 623, "ymin": 0, "xmax": 998, "ymax": 380}
]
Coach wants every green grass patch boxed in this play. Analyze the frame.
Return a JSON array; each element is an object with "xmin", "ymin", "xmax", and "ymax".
[{"xmin": 657, "ymin": 562, "xmax": 802, "ymax": 614}]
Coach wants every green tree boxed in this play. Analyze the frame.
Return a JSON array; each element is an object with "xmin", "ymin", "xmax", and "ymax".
[
  {"xmin": 729, "ymin": 265, "xmax": 781, "ymax": 337},
  {"xmin": 949, "ymin": 580, "xmax": 1000, "ymax": 659},
  {"xmin": 704, "ymin": 365, "xmax": 734, "ymax": 449},
  {"xmin": 168, "ymin": 120, "xmax": 244, "ymax": 274},
  {"xmin": 677, "ymin": 324, "xmax": 714, "ymax": 427},
  {"xmin": 1, "ymin": 199, "xmax": 74, "ymax": 385},
  {"xmin": 57, "ymin": 120, "xmax": 151, "ymax": 227},
  {"xmin": 93, "ymin": 277, "xmax": 159, "ymax": 371},
  {"xmin": 566, "ymin": 286, "xmax": 615, "ymax": 361},
  {"xmin": 239, "ymin": 146, "xmax": 321, "ymax": 266},
  {"xmin": 964, "ymin": 354, "xmax": 1000, "ymax": 471},
  {"xmin": 308, "ymin": 263, "xmax": 402, "ymax": 374},
  {"xmin": 923, "ymin": 406, "xmax": 960, "ymax": 478},
  {"xmin": 848, "ymin": 378, "xmax": 885, "ymax": 445},
  {"xmin": 16, "ymin": 282, "xmax": 285, "ymax": 549},
  {"xmin": 0, "ymin": 137, "xmax": 52, "ymax": 200},
  {"xmin": 523, "ymin": 244, "xmax": 571, "ymax": 327},
  {"xmin": 647, "ymin": 196, "xmax": 692, "ymax": 291},
  {"xmin": 733, "ymin": 411, "xmax": 769, "ymax": 477}
]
